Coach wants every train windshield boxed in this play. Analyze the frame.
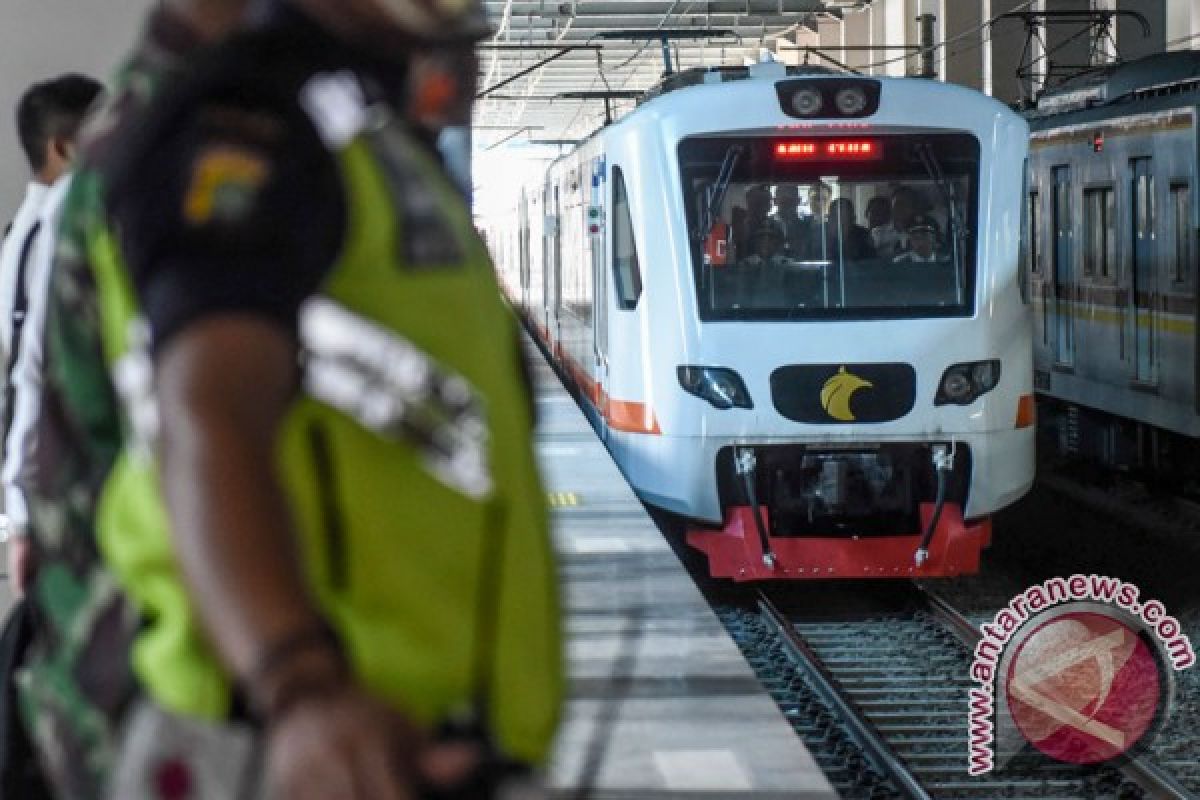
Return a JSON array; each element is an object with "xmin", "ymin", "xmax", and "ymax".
[{"xmin": 679, "ymin": 133, "xmax": 980, "ymax": 320}]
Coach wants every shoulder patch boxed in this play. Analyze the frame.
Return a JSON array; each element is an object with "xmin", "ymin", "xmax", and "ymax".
[
  {"xmin": 300, "ymin": 71, "xmax": 369, "ymax": 149},
  {"xmin": 183, "ymin": 145, "xmax": 271, "ymax": 225}
]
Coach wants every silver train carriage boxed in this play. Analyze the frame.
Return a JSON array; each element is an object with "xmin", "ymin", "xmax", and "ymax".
[
  {"xmin": 1024, "ymin": 51, "xmax": 1200, "ymax": 480},
  {"xmin": 486, "ymin": 62, "xmax": 1034, "ymax": 580}
]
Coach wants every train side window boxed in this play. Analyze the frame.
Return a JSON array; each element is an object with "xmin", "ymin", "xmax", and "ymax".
[
  {"xmin": 612, "ymin": 166, "xmax": 643, "ymax": 310},
  {"xmin": 1083, "ymin": 186, "xmax": 1115, "ymax": 281},
  {"xmin": 1171, "ymin": 183, "xmax": 1192, "ymax": 286}
]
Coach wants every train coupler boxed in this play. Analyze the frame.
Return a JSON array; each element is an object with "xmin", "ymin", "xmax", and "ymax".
[{"xmin": 686, "ymin": 502, "xmax": 989, "ymax": 581}]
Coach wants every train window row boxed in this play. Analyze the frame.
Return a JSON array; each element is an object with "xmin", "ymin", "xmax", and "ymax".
[{"xmin": 1026, "ymin": 162, "xmax": 1194, "ymax": 292}]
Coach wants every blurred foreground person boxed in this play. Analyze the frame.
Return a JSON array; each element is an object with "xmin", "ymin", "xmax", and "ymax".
[
  {"xmin": 0, "ymin": 75, "xmax": 102, "ymax": 597},
  {"xmin": 25, "ymin": 0, "xmax": 563, "ymax": 798},
  {"xmin": 13, "ymin": 1, "xmax": 242, "ymax": 797}
]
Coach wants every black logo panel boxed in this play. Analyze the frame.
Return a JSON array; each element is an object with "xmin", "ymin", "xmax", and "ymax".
[{"xmin": 771, "ymin": 363, "xmax": 916, "ymax": 424}]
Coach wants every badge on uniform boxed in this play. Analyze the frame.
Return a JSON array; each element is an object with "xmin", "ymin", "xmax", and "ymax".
[{"xmin": 183, "ymin": 146, "xmax": 271, "ymax": 226}]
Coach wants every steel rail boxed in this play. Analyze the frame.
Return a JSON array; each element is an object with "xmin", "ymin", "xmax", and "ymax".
[
  {"xmin": 757, "ymin": 591, "xmax": 934, "ymax": 800},
  {"xmin": 915, "ymin": 583, "xmax": 1195, "ymax": 800}
]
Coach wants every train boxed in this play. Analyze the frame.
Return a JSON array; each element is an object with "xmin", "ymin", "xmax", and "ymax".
[
  {"xmin": 484, "ymin": 61, "xmax": 1035, "ymax": 581},
  {"xmin": 1024, "ymin": 51, "xmax": 1200, "ymax": 485}
]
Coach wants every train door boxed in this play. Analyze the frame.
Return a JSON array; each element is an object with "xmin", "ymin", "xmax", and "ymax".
[
  {"xmin": 590, "ymin": 157, "xmax": 609, "ymax": 414},
  {"xmin": 1051, "ymin": 166, "xmax": 1075, "ymax": 366},
  {"xmin": 1131, "ymin": 158, "xmax": 1157, "ymax": 384}
]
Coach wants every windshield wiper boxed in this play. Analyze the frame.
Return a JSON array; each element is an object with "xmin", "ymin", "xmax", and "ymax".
[
  {"xmin": 916, "ymin": 141, "xmax": 966, "ymax": 303},
  {"xmin": 699, "ymin": 144, "xmax": 744, "ymax": 242}
]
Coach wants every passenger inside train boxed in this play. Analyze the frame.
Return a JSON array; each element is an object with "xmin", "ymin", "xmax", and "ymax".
[
  {"xmin": 824, "ymin": 197, "xmax": 875, "ymax": 261},
  {"xmin": 684, "ymin": 134, "xmax": 976, "ymax": 319},
  {"xmin": 771, "ymin": 183, "xmax": 808, "ymax": 258}
]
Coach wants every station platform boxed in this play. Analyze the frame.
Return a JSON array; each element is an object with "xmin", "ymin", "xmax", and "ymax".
[
  {"xmin": 0, "ymin": 343, "xmax": 835, "ymax": 799},
  {"xmin": 530, "ymin": 342, "xmax": 836, "ymax": 798}
]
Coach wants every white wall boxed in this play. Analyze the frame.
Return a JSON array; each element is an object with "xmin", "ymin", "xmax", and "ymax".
[
  {"xmin": 883, "ymin": 0, "xmax": 911, "ymax": 76},
  {"xmin": 843, "ymin": 10, "xmax": 872, "ymax": 71},
  {"xmin": 0, "ymin": 0, "xmax": 157, "ymax": 221},
  {"xmin": 1165, "ymin": 0, "xmax": 1199, "ymax": 49}
]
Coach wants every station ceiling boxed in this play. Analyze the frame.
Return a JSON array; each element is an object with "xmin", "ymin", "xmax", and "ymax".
[{"xmin": 474, "ymin": 0, "xmax": 873, "ymax": 146}]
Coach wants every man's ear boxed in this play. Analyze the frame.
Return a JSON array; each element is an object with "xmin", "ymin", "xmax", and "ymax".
[
  {"xmin": 52, "ymin": 136, "xmax": 71, "ymax": 163},
  {"xmin": 41, "ymin": 139, "xmax": 59, "ymax": 172}
]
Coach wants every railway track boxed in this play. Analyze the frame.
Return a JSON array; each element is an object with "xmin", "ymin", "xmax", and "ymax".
[{"xmin": 717, "ymin": 584, "xmax": 1195, "ymax": 799}]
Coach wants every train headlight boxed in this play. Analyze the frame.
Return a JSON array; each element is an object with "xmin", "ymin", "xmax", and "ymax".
[
  {"xmin": 834, "ymin": 87, "xmax": 868, "ymax": 115},
  {"xmin": 678, "ymin": 366, "xmax": 753, "ymax": 410},
  {"xmin": 971, "ymin": 361, "xmax": 1000, "ymax": 392},
  {"xmin": 790, "ymin": 88, "xmax": 824, "ymax": 117},
  {"xmin": 935, "ymin": 360, "xmax": 1002, "ymax": 406}
]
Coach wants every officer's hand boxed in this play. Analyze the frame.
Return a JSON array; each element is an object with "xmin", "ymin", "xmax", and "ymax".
[
  {"xmin": 264, "ymin": 685, "xmax": 483, "ymax": 800},
  {"xmin": 266, "ymin": 685, "xmax": 415, "ymax": 800}
]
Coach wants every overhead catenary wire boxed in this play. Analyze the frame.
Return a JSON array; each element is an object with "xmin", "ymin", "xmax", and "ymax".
[
  {"xmin": 566, "ymin": 0, "xmax": 1039, "ymax": 135},
  {"xmin": 608, "ymin": 0, "xmax": 686, "ymax": 71},
  {"xmin": 856, "ymin": 0, "xmax": 1038, "ymax": 72},
  {"xmin": 480, "ymin": 0, "xmax": 518, "ymax": 99},
  {"xmin": 555, "ymin": 0, "xmax": 697, "ymax": 137},
  {"xmin": 523, "ymin": 0, "xmax": 1076, "ymax": 142}
]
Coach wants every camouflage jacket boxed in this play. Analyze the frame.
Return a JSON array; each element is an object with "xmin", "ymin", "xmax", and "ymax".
[{"xmin": 18, "ymin": 13, "xmax": 214, "ymax": 798}]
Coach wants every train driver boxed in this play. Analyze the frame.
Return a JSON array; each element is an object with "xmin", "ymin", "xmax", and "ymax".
[{"xmin": 891, "ymin": 214, "xmax": 947, "ymax": 263}]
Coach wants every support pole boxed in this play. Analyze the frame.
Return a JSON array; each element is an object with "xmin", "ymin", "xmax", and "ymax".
[{"xmin": 917, "ymin": 13, "xmax": 937, "ymax": 78}]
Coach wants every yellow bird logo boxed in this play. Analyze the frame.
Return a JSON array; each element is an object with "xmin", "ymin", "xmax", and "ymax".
[{"xmin": 820, "ymin": 367, "xmax": 873, "ymax": 422}]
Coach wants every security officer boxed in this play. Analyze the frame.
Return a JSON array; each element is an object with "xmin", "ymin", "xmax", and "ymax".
[
  {"xmin": 16, "ymin": 3, "xmax": 250, "ymax": 797},
  {"xmin": 24, "ymin": 0, "xmax": 563, "ymax": 798}
]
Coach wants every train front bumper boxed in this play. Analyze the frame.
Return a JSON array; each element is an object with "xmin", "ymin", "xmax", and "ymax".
[{"xmin": 611, "ymin": 426, "xmax": 1034, "ymax": 526}]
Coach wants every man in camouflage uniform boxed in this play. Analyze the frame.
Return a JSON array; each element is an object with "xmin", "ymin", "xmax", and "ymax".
[
  {"xmin": 17, "ymin": 2, "xmax": 248, "ymax": 796},
  {"xmin": 23, "ymin": 1, "xmax": 563, "ymax": 798}
]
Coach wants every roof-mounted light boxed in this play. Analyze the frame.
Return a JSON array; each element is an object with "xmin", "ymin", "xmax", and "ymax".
[
  {"xmin": 834, "ymin": 87, "xmax": 868, "ymax": 115},
  {"xmin": 776, "ymin": 78, "xmax": 881, "ymax": 120},
  {"xmin": 790, "ymin": 87, "xmax": 824, "ymax": 117}
]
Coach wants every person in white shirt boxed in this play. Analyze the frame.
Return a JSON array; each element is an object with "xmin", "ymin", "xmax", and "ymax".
[{"xmin": 0, "ymin": 74, "xmax": 103, "ymax": 596}]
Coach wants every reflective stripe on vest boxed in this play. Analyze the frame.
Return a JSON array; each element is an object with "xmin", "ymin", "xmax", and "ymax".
[{"xmin": 299, "ymin": 297, "xmax": 492, "ymax": 500}]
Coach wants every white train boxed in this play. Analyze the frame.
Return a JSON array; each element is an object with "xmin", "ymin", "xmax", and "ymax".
[{"xmin": 485, "ymin": 62, "xmax": 1035, "ymax": 580}]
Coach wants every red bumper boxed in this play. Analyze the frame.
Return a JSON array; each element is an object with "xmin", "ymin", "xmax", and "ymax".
[{"xmin": 686, "ymin": 504, "xmax": 989, "ymax": 581}]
